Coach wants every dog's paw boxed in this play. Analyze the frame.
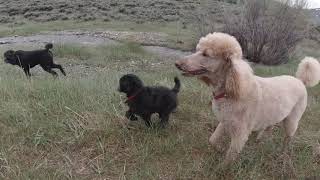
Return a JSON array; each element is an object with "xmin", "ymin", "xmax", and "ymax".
[
  {"xmin": 212, "ymin": 144, "xmax": 225, "ymax": 153},
  {"xmin": 129, "ymin": 116, "xmax": 138, "ymax": 121},
  {"xmin": 159, "ymin": 121, "xmax": 169, "ymax": 128},
  {"xmin": 209, "ymin": 140, "xmax": 225, "ymax": 153},
  {"xmin": 145, "ymin": 121, "xmax": 152, "ymax": 127}
]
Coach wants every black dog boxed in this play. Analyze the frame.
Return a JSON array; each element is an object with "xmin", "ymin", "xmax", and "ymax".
[
  {"xmin": 118, "ymin": 74, "xmax": 180, "ymax": 127},
  {"xmin": 3, "ymin": 43, "xmax": 66, "ymax": 77}
]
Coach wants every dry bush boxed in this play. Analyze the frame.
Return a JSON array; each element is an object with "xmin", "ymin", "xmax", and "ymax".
[
  {"xmin": 309, "ymin": 25, "xmax": 320, "ymax": 43},
  {"xmin": 194, "ymin": 0, "xmax": 309, "ymax": 65},
  {"xmin": 224, "ymin": 0, "xmax": 309, "ymax": 65},
  {"xmin": 191, "ymin": 1, "xmax": 233, "ymax": 46}
]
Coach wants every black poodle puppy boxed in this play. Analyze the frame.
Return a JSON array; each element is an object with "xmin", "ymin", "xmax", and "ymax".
[
  {"xmin": 118, "ymin": 74, "xmax": 181, "ymax": 127},
  {"xmin": 3, "ymin": 43, "xmax": 66, "ymax": 77}
]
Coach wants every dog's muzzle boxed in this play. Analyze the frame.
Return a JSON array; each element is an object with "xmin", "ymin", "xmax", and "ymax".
[{"xmin": 175, "ymin": 62, "xmax": 208, "ymax": 76}]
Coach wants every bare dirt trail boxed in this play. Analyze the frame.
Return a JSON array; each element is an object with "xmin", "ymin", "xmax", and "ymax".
[
  {"xmin": 0, "ymin": 31, "xmax": 191, "ymax": 59},
  {"xmin": 0, "ymin": 30, "xmax": 191, "ymax": 77}
]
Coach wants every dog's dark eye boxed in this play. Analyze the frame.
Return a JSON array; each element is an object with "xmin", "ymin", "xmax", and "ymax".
[{"xmin": 203, "ymin": 51, "xmax": 208, "ymax": 57}]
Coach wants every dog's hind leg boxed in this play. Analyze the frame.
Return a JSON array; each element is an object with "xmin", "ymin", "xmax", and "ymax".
[
  {"xmin": 41, "ymin": 66, "xmax": 58, "ymax": 77},
  {"xmin": 23, "ymin": 67, "xmax": 31, "ymax": 77},
  {"xmin": 282, "ymin": 98, "xmax": 307, "ymax": 153},
  {"xmin": 280, "ymin": 102, "xmax": 305, "ymax": 179},
  {"xmin": 52, "ymin": 64, "xmax": 66, "ymax": 76},
  {"xmin": 159, "ymin": 103, "xmax": 176, "ymax": 127},
  {"xmin": 142, "ymin": 114, "xmax": 152, "ymax": 127},
  {"xmin": 256, "ymin": 126, "xmax": 273, "ymax": 142},
  {"xmin": 159, "ymin": 113, "xmax": 170, "ymax": 128}
]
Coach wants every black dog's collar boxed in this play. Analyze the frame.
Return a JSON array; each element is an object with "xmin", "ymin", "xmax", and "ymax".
[{"xmin": 125, "ymin": 89, "xmax": 143, "ymax": 103}]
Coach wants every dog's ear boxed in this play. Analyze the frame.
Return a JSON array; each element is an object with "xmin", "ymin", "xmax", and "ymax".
[
  {"xmin": 13, "ymin": 51, "xmax": 19, "ymax": 56},
  {"xmin": 6, "ymin": 50, "xmax": 17, "ymax": 57},
  {"xmin": 132, "ymin": 77, "xmax": 143, "ymax": 88},
  {"xmin": 4, "ymin": 50, "xmax": 13, "ymax": 56},
  {"xmin": 225, "ymin": 60, "xmax": 240, "ymax": 100}
]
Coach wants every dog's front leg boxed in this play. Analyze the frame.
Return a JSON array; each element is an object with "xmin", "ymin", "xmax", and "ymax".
[
  {"xmin": 142, "ymin": 114, "xmax": 152, "ymax": 127},
  {"xmin": 125, "ymin": 110, "xmax": 138, "ymax": 121},
  {"xmin": 209, "ymin": 122, "xmax": 226, "ymax": 152},
  {"xmin": 159, "ymin": 113, "xmax": 170, "ymax": 128},
  {"xmin": 223, "ymin": 124, "xmax": 249, "ymax": 167},
  {"xmin": 23, "ymin": 67, "xmax": 31, "ymax": 77}
]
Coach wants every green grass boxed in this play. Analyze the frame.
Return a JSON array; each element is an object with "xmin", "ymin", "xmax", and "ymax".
[
  {"xmin": 0, "ymin": 42, "xmax": 319, "ymax": 179},
  {"xmin": 53, "ymin": 42, "xmax": 155, "ymax": 65}
]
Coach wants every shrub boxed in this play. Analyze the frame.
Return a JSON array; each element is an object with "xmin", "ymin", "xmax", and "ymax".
[
  {"xmin": 194, "ymin": 0, "xmax": 308, "ymax": 65},
  {"xmin": 224, "ymin": 0, "xmax": 308, "ymax": 64}
]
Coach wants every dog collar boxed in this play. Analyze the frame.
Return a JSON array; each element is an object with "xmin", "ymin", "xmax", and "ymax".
[
  {"xmin": 213, "ymin": 92, "xmax": 226, "ymax": 100},
  {"xmin": 209, "ymin": 92, "xmax": 226, "ymax": 106},
  {"xmin": 125, "ymin": 89, "xmax": 143, "ymax": 103}
]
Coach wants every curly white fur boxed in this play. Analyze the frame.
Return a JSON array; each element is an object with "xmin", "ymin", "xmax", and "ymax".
[
  {"xmin": 176, "ymin": 32, "xmax": 320, "ymax": 167},
  {"xmin": 196, "ymin": 32, "xmax": 243, "ymax": 60},
  {"xmin": 296, "ymin": 57, "xmax": 320, "ymax": 87}
]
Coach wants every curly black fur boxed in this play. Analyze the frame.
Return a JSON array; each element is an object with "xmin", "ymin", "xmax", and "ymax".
[
  {"xmin": 118, "ymin": 74, "xmax": 180, "ymax": 127},
  {"xmin": 3, "ymin": 43, "xmax": 66, "ymax": 77}
]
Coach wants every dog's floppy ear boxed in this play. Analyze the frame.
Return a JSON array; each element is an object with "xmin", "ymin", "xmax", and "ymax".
[
  {"xmin": 225, "ymin": 59, "xmax": 240, "ymax": 100},
  {"xmin": 131, "ymin": 76, "xmax": 143, "ymax": 88},
  {"xmin": 13, "ymin": 51, "xmax": 20, "ymax": 56},
  {"xmin": 4, "ymin": 50, "xmax": 14, "ymax": 56},
  {"xmin": 7, "ymin": 50, "xmax": 17, "ymax": 57}
]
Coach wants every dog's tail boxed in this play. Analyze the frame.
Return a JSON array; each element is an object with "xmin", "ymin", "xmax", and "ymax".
[
  {"xmin": 45, "ymin": 43, "xmax": 53, "ymax": 50},
  {"xmin": 172, "ymin": 77, "xmax": 181, "ymax": 93},
  {"xmin": 296, "ymin": 57, "xmax": 320, "ymax": 87}
]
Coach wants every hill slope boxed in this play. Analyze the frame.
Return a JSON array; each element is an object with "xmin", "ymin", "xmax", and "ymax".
[{"xmin": 0, "ymin": 0, "xmax": 232, "ymax": 24}]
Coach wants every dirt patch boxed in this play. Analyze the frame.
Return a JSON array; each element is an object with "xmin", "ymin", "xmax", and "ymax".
[
  {"xmin": 98, "ymin": 31, "xmax": 170, "ymax": 46},
  {"xmin": 144, "ymin": 46, "xmax": 190, "ymax": 59},
  {"xmin": 0, "ymin": 30, "xmax": 191, "ymax": 59},
  {"xmin": 0, "ymin": 30, "xmax": 190, "ymax": 78},
  {"xmin": 0, "ymin": 33, "xmax": 118, "ymax": 47}
]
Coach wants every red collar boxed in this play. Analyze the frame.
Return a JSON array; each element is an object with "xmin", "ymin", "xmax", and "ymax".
[
  {"xmin": 209, "ymin": 92, "xmax": 226, "ymax": 106},
  {"xmin": 213, "ymin": 92, "xmax": 226, "ymax": 100},
  {"xmin": 125, "ymin": 89, "xmax": 143, "ymax": 103}
]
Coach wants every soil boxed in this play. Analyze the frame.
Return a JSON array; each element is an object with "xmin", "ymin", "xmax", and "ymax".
[
  {"xmin": 0, "ymin": 30, "xmax": 191, "ymax": 77},
  {"xmin": 0, "ymin": 30, "xmax": 190, "ymax": 58}
]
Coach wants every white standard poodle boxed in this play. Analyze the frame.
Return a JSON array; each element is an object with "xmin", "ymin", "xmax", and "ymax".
[{"xmin": 175, "ymin": 32, "xmax": 320, "ymax": 166}]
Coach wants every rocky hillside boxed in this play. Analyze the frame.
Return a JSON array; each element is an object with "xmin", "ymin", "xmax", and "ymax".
[{"xmin": 0, "ymin": 0, "xmax": 232, "ymax": 24}]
